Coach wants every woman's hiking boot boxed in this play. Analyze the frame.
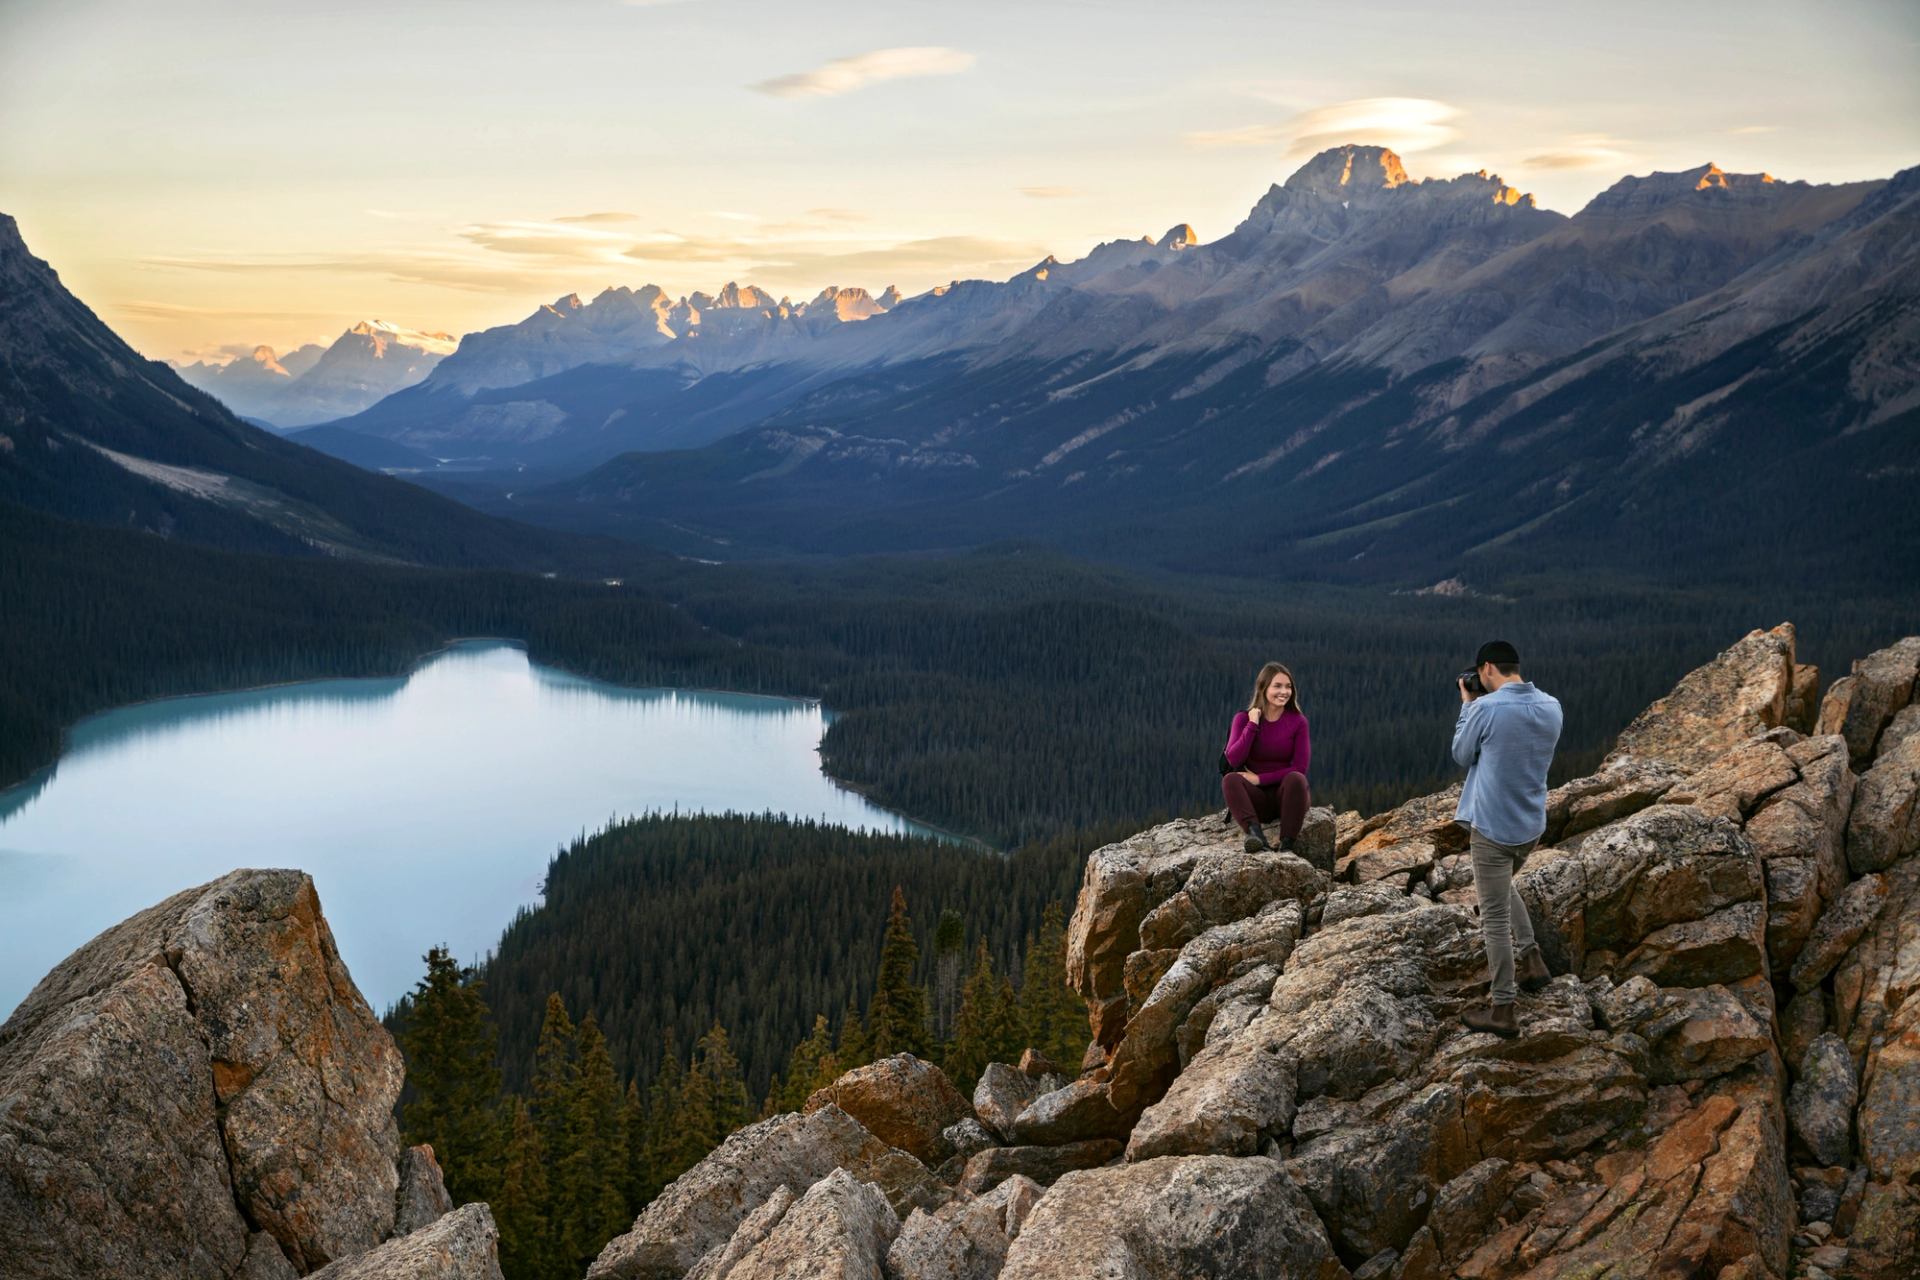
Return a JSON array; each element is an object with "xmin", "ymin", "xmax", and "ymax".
[
  {"xmin": 1244, "ymin": 822, "xmax": 1270, "ymax": 852},
  {"xmin": 1462, "ymin": 1002, "xmax": 1519, "ymax": 1038},
  {"xmin": 1517, "ymin": 946, "xmax": 1552, "ymax": 993},
  {"xmin": 1278, "ymin": 836, "xmax": 1297, "ymax": 855}
]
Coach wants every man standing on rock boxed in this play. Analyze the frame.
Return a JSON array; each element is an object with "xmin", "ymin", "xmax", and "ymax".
[{"xmin": 1452, "ymin": 640, "xmax": 1562, "ymax": 1037}]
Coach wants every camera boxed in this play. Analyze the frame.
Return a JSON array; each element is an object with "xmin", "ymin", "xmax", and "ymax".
[{"xmin": 1457, "ymin": 668, "xmax": 1486, "ymax": 697}]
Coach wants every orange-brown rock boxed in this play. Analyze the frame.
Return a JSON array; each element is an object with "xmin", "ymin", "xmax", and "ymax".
[
  {"xmin": 1605, "ymin": 623, "xmax": 1796, "ymax": 772},
  {"xmin": 1815, "ymin": 636, "xmax": 1920, "ymax": 767},
  {"xmin": 804, "ymin": 1054, "xmax": 973, "ymax": 1166},
  {"xmin": 0, "ymin": 870, "xmax": 404, "ymax": 1277}
]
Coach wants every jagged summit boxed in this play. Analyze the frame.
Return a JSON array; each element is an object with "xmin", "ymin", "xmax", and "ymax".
[
  {"xmin": 1283, "ymin": 144, "xmax": 1412, "ymax": 197},
  {"xmin": 1157, "ymin": 223, "xmax": 1197, "ymax": 250},
  {"xmin": 1582, "ymin": 161, "xmax": 1803, "ymax": 216}
]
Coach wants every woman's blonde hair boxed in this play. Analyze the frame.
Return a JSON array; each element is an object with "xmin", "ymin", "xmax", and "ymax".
[{"xmin": 1247, "ymin": 661, "xmax": 1302, "ymax": 715}]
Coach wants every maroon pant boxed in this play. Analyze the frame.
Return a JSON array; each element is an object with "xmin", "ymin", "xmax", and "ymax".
[{"xmin": 1222, "ymin": 771, "xmax": 1310, "ymax": 838}]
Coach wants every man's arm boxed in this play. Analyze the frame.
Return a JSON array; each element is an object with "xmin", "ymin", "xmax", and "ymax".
[{"xmin": 1452, "ymin": 698, "xmax": 1492, "ymax": 769}]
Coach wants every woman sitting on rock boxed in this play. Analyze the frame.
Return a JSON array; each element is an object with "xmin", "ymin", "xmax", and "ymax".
[{"xmin": 1222, "ymin": 661, "xmax": 1312, "ymax": 854}]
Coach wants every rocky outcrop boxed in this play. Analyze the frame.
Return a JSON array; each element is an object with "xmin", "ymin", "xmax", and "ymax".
[
  {"xmin": 1816, "ymin": 637, "xmax": 1920, "ymax": 767},
  {"xmin": 305, "ymin": 1205, "xmax": 503, "ymax": 1280},
  {"xmin": 588, "ymin": 1104, "xmax": 945, "ymax": 1280},
  {"xmin": 393, "ymin": 1145, "xmax": 456, "ymax": 1238},
  {"xmin": 804, "ymin": 1054, "xmax": 973, "ymax": 1165},
  {"xmin": 587, "ymin": 624, "xmax": 1920, "ymax": 1280},
  {"xmin": 0, "ymin": 869, "xmax": 453, "ymax": 1279},
  {"xmin": 997, "ymin": 1155, "xmax": 1345, "ymax": 1279}
]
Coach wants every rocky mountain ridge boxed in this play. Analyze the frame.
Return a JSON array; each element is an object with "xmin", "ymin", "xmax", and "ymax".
[
  {"xmin": 8, "ymin": 623, "xmax": 1915, "ymax": 1279},
  {"xmin": 174, "ymin": 320, "xmax": 458, "ymax": 428}
]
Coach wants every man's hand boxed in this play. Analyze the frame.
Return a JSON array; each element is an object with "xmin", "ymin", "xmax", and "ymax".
[{"xmin": 1458, "ymin": 677, "xmax": 1474, "ymax": 705}]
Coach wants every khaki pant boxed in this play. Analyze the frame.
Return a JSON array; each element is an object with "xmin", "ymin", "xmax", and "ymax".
[{"xmin": 1470, "ymin": 827, "xmax": 1538, "ymax": 1004}]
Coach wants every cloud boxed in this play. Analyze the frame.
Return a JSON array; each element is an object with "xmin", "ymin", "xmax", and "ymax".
[
  {"xmin": 1187, "ymin": 97, "xmax": 1460, "ymax": 158},
  {"xmin": 457, "ymin": 219, "xmax": 634, "ymax": 260},
  {"xmin": 139, "ymin": 248, "xmax": 588, "ymax": 296},
  {"xmin": 1729, "ymin": 125, "xmax": 1780, "ymax": 135},
  {"xmin": 554, "ymin": 211, "xmax": 642, "ymax": 224},
  {"xmin": 1021, "ymin": 186, "xmax": 1079, "ymax": 199},
  {"xmin": 1522, "ymin": 134, "xmax": 1634, "ymax": 170},
  {"xmin": 806, "ymin": 207, "xmax": 869, "ymax": 223},
  {"xmin": 751, "ymin": 47, "xmax": 974, "ymax": 99}
]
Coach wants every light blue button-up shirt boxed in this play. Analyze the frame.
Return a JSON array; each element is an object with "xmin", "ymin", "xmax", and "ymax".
[{"xmin": 1452, "ymin": 680, "xmax": 1563, "ymax": 845}]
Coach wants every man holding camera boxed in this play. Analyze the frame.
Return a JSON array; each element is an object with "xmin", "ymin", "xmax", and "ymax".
[{"xmin": 1452, "ymin": 640, "xmax": 1563, "ymax": 1037}]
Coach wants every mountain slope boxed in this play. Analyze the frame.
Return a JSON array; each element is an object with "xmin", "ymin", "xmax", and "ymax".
[
  {"xmin": 489, "ymin": 152, "xmax": 1918, "ymax": 588},
  {"xmin": 0, "ymin": 213, "xmax": 621, "ymax": 569}
]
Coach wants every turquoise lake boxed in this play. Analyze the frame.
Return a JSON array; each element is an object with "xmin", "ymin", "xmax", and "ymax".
[{"xmin": 0, "ymin": 640, "xmax": 940, "ymax": 1018}]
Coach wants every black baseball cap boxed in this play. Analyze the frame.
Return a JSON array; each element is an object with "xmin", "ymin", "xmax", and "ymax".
[{"xmin": 1475, "ymin": 640, "xmax": 1520, "ymax": 667}]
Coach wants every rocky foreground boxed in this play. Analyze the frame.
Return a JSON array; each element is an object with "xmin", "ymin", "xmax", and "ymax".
[
  {"xmin": 585, "ymin": 625, "xmax": 1920, "ymax": 1280},
  {"xmin": 4, "ymin": 624, "xmax": 1918, "ymax": 1280},
  {"xmin": 0, "ymin": 869, "xmax": 499, "ymax": 1278}
]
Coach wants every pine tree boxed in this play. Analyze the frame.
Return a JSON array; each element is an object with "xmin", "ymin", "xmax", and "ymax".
[
  {"xmin": 693, "ymin": 1022, "xmax": 751, "ymax": 1141},
  {"xmin": 931, "ymin": 908, "xmax": 966, "ymax": 1041},
  {"xmin": 866, "ymin": 886, "xmax": 930, "ymax": 1058},
  {"xmin": 833, "ymin": 1003, "xmax": 868, "ymax": 1073},
  {"xmin": 622, "ymin": 1079, "xmax": 647, "ymax": 1213},
  {"xmin": 945, "ymin": 938, "xmax": 1020, "ymax": 1089},
  {"xmin": 573, "ymin": 1014, "xmax": 631, "ymax": 1258},
  {"xmin": 771, "ymin": 1012, "xmax": 838, "ymax": 1113},
  {"xmin": 1017, "ymin": 901, "xmax": 1089, "ymax": 1069},
  {"xmin": 494, "ymin": 1099, "xmax": 553, "ymax": 1280},
  {"xmin": 640, "ymin": 1032, "xmax": 684, "ymax": 1204},
  {"xmin": 396, "ymin": 947, "xmax": 505, "ymax": 1205},
  {"xmin": 529, "ymin": 992, "xmax": 584, "ymax": 1268}
]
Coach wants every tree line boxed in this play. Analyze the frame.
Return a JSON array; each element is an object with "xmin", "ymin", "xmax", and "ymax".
[{"xmin": 396, "ymin": 854, "xmax": 1089, "ymax": 1279}]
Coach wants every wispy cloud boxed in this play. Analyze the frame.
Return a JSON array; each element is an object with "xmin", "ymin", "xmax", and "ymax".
[
  {"xmin": 1522, "ymin": 134, "xmax": 1634, "ymax": 171},
  {"xmin": 1187, "ymin": 97, "xmax": 1460, "ymax": 157},
  {"xmin": 751, "ymin": 47, "xmax": 974, "ymax": 99},
  {"xmin": 554, "ymin": 211, "xmax": 642, "ymax": 224},
  {"xmin": 457, "ymin": 219, "xmax": 634, "ymax": 259},
  {"xmin": 806, "ymin": 207, "xmax": 870, "ymax": 223},
  {"xmin": 1729, "ymin": 124, "xmax": 1780, "ymax": 135},
  {"xmin": 1021, "ymin": 185, "xmax": 1079, "ymax": 199}
]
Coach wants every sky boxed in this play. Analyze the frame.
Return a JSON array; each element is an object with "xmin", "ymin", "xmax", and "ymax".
[{"xmin": 3, "ymin": 0, "xmax": 1916, "ymax": 364}]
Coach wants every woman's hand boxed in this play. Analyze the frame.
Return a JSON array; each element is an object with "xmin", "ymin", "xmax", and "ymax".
[
  {"xmin": 1239, "ymin": 769, "xmax": 1260, "ymax": 785},
  {"xmin": 1248, "ymin": 706, "xmax": 1263, "ymax": 724}
]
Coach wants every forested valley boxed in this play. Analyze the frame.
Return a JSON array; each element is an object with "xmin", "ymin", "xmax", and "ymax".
[{"xmin": 388, "ymin": 814, "xmax": 1098, "ymax": 1279}]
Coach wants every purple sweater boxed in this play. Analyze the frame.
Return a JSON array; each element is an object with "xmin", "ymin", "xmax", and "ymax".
[{"xmin": 1224, "ymin": 709, "xmax": 1311, "ymax": 786}]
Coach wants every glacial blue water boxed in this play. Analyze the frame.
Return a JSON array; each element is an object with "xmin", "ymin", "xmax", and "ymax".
[{"xmin": 0, "ymin": 640, "xmax": 938, "ymax": 1017}]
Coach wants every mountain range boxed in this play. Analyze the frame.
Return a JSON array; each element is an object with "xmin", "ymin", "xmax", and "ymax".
[
  {"xmin": 0, "ymin": 213, "xmax": 618, "ymax": 570},
  {"xmin": 284, "ymin": 144, "xmax": 1914, "ymax": 585},
  {"xmin": 173, "ymin": 319, "xmax": 457, "ymax": 428}
]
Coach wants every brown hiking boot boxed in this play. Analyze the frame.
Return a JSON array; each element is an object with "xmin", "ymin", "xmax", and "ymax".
[
  {"xmin": 1462, "ymin": 1002, "xmax": 1519, "ymax": 1038},
  {"xmin": 1517, "ymin": 946, "xmax": 1552, "ymax": 993}
]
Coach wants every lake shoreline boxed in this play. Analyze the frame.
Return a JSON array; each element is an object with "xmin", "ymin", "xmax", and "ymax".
[{"xmin": 0, "ymin": 634, "xmax": 989, "ymax": 852}]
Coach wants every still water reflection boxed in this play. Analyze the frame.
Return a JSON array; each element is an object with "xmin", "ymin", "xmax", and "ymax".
[{"xmin": 0, "ymin": 641, "xmax": 937, "ymax": 1017}]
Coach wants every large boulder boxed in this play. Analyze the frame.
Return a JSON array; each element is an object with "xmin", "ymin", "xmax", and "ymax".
[
  {"xmin": 0, "ymin": 870, "xmax": 405, "ymax": 1277},
  {"xmin": 1788, "ymin": 1033, "xmax": 1858, "ymax": 1167},
  {"xmin": 1450, "ymin": 1080, "xmax": 1791, "ymax": 1280},
  {"xmin": 1816, "ymin": 636, "xmax": 1920, "ymax": 767},
  {"xmin": 1790, "ymin": 872, "xmax": 1890, "ymax": 991},
  {"xmin": 691, "ymin": 1168, "xmax": 897, "ymax": 1280},
  {"xmin": 1833, "ymin": 858, "xmax": 1920, "ymax": 1185},
  {"xmin": 1847, "ymin": 731, "xmax": 1920, "ymax": 874},
  {"xmin": 1517, "ymin": 804, "xmax": 1764, "ymax": 984},
  {"xmin": 305, "ymin": 1205, "xmax": 503, "ymax": 1280},
  {"xmin": 1105, "ymin": 901, "xmax": 1302, "ymax": 1113},
  {"xmin": 1605, "ymin": 624, "xmax": 1796, "ymax": 772},
  {"xmin": 886, "ymin": 1175, "xmax": 1040, "ymax": 1280},
  {"xmin": 1066, "ymin": 816, "xmax": 1323, "ymax": 1048},
  {"xmin": 803, "ymin": 1055, "xmax": 973, "ymax": 1166},
  {"xmin": 997, "ymin": 1155, "xmax": 1345, "ymax": 1280},
  {"xmin": 392, "ymin": 1145, "xmax": 455, "ymax": 1237},
  {"xmin": 586, "ymin": 1105, "xmax": 944, "ymax": 1280}
]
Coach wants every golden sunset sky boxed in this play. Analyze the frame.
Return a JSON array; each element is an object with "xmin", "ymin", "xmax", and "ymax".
[{"xmin": 3, "ymin": 0, "xmax": 1916, "ymax": 363}]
